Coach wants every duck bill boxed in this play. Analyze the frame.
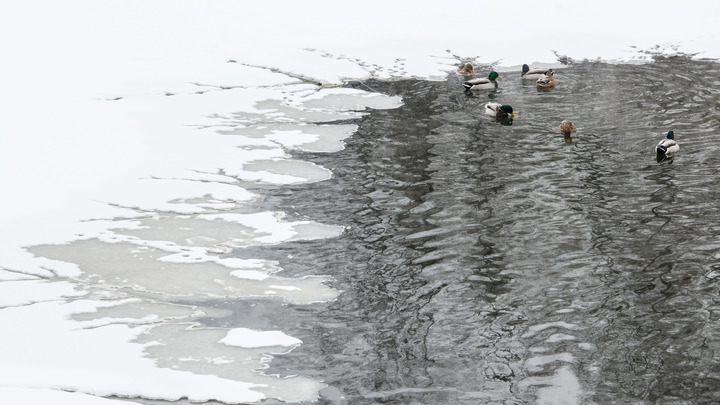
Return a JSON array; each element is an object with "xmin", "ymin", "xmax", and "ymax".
[{"xmin": 511, "ymin": 112, "xmax": 516, "ymax": 117}]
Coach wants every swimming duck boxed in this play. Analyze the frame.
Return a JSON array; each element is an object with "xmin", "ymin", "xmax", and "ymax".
[
  {"xmin": 457, "ymin": 62, "xmax": 475, "ymax": 76},
  {"xmin": 536, "ymin": 71, "xmax": 556, "ymax": 88},
  {"xmin": 463, "ymin": 71, "xmax": 502, "ymax": 90},
  {"xmin": 558, "ymin": 120, "xmax": 577, "ymax": 135},
  {"xmin": 656, "ymin": 131, "xmax": 679, "ymax": 161},
  {"xmin": 521, "ymin": 64, "xmax": 553, "ymax": 81},
  {"xmin": 484, "ymin": 102, "xmax": 515, "ymax": 119}
]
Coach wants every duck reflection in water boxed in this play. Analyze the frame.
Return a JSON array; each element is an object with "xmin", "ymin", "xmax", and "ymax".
[
  {"xmin": 537, "ymin": 85, "xmax": 555, "ymax": 93},
  {"xmin": 497, "ymin": 116, "xmax": 513, "ymax": 126}
]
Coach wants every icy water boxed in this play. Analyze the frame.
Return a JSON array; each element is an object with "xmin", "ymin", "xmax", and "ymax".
[{"xmin": 225, "ymin": 58, "xmax": 720, "ymax": 404}]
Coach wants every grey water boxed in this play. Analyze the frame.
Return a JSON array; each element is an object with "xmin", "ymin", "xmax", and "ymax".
[{"xmin": 215, "ymin": 57, "xmax": 720, "ymax": 404}]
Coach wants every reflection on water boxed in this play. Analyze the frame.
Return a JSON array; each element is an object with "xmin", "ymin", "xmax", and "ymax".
[{"xmin": 246, "ymin": 57, "xmax": 720, "ymax": 404}]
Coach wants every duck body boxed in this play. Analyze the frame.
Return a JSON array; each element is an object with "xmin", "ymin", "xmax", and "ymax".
[
  {"xmin": 558, "ymin": 120, "xmax": 577, "ymax": 135},
  {"xmin": 463, "ymin": 71, "xmax": 502, "ymax": 90},
  {"xmin": 484, "ymin": 102, "xmax": 515, "ymax": 119},
  {"xmin": 656, "ymin": 131, "xmax": 679, "ymax": 160},
  {"xmin": 522, "ymin": 64, "xmax": 552, "ymax": 81},
  {"xmin": 536, "ymin": 71, "xmax": 556, "ymax": 88},
  {"xmin": 457, "ymin": 62, "xmax": 475, "ymax": 76}
]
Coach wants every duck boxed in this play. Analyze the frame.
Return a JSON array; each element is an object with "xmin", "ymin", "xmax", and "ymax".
[
  {"xmin": 536, "ymin": 71, "xmax": 556, "ymax": 88},
  {"xmin": 521, "ymin": 64, "xmax": 553, "ymax": 81},
  {"xmin": 463, "ymin": 71, "xmax": 502, "ymax": 90},
  {"xmin": 457, "ymin": 62, "xmax": 475, "ymax": 76},
  {"xmin": 558, "ymin": 120, "xmax": 577, "ymax": 136},
  {"xmin": 656, "ymin": 130, "xmax": 679, "ymax": 161},
  {"xmin": 484, "ymin": 102, "xmax": 515, "ymax": 119}
]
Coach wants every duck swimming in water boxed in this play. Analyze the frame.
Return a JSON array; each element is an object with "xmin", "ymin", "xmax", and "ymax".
[
  {"xmin": 656, "ymin": 130, "xmax": 679, "ymax": 162},
  {"xmin": 463, "ymin": 71, "xmax": 502, "ymax": 90},
  {"xmin": 457, "ymin": 62, "xmax": 475, "ymax": 76},
  {"xmin": 484, "ymin": 102, "xmax": 515, "ymax": 119},
  {"xmin": 536, "ymin": 71, "xmax": 556, "ymax": 88},
  {"xmin": 559, "ymin": 120, "xmax": 577, "ymax": 143},
  {"xmin": 558, "ymin": 120, "xmax": 577, "ymax": 136},
  {"xmin": 521, "ymin": 64, "xmax": 553, "ymax": 81}
]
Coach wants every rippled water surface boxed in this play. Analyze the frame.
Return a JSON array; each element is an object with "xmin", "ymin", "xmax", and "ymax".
[{"xmin": 219, "ymin": 58, "xmax": 720, "ymax": 404}]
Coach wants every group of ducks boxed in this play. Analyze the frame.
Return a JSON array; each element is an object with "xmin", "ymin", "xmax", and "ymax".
[
  {"xmin": 455, "ymin": 62, "xmax": 679, "ymax": 162},
  {"xmin": 456, "ymin": 62, "xmax": 556, "ymax": 123},
  {"xmin": 458, "ymin": 62, "xmax": 556, "ymax": 89}
]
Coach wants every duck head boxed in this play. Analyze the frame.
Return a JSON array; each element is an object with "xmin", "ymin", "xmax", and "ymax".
[
  {"xmin": 666, "ymin": 130, "xmax": 675, "ymax": 140},
  {"xmin": 489, "ymin": 71, "xmax": 502, "ymax": 82},
  {"xmin": 495, "ymin": 105, "xmax": 514, "ymax": 125},
  {"xmin": 500, "ymin": 105, "xmax": 515, "ymax": 117},
  {"xmin": 522, "ymin": 64, "xmax": 530, "ymax": 75}
]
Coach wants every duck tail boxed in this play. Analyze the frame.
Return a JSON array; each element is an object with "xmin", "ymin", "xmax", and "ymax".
[
  {"xmin": 462, "ymin": 82, "xmax": 473, "ymax": 90},
  {"xmin": 656, "ymin": 145, "xmax": 667, "ymax": 158}
]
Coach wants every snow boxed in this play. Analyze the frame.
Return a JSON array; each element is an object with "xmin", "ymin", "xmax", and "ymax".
[
  {"xmin": 0, "ymin": 387, "xmax": 141, "ymax": 405},
  {"xmin": 221, "ymin": 328, "xmax": 303, "ymax": 349}
]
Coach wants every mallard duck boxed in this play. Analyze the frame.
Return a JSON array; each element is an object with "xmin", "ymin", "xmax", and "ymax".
[
  {"xmin": 521, "ymin": 64, "xmax": 552, "ymax": 81},
  {"xmin": 536, "ymin": 71, "xmax": 556, "ymax": 88},
  {"xmin": 457, "ymin": 62, "xmax": 475, "ymax": 76},
  {"xmin": 463, "ymin": 71, "xmax": 502, "ymax": 90},
  {"xmin": 558, "ymin": 120, "xmax": 577, "ymax": 135},
  {"xmin": 656, "ymin": 131, "xmax": 679, "ymax": 161},
  {"xmin": 484, "ymin": 102, "xmax": 515, "ymax": 119}
]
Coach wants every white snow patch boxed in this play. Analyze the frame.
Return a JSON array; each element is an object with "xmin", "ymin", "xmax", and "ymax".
[{"xmin": 221, "ymin": 328, "xmax": 303, "ymax": 349}]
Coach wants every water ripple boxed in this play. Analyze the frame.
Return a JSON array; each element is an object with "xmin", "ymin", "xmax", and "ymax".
[{"xmin": 259, "ymin": 58, "xmax": 720, "ymax": 404}]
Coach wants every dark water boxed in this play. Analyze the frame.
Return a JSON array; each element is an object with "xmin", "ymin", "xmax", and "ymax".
[{"xmin": 226, "ymin": 58, "xmax": 720, "ymax": 404}]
